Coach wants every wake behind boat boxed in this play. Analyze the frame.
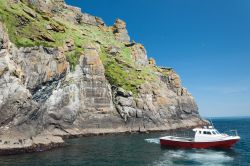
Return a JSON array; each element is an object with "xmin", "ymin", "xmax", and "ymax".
[{"xmin": 160, "ymin": 125, "xmax": 240, "ymax": 149}]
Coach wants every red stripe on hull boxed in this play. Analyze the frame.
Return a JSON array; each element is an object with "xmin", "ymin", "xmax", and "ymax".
[{"xmin": 160, "ymin": 139, "xmax": 239, "ymax": 149}]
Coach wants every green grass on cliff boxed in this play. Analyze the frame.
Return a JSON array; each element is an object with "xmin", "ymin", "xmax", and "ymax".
[
  {"xmin": 0, "ymin": 0, "xmax": 158, "ymax": 95},
  {"xmin": 0, "ymin": 1, "xmax": 62, "ymax": 47},
  {"xmin": 65, "ymin": 47, "xmax": 83, "ymax": 71},
  {"xmin": 101, "ymin": 47, "xmax": 155, "ymax": 95}
]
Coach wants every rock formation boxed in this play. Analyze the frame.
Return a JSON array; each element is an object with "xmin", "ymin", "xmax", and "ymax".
[
  {"xmin": 0, "ymin": 0, "xmax": 206, "ymax": 154},
  {"xmin": 112, "ymin": 19, "xmax": 130, "ymax": 43}
]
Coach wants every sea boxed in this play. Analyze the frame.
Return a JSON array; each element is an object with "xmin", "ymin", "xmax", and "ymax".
[{"xmin": 0, "ymin": 117, "xmax": 249, "ymax": 166}]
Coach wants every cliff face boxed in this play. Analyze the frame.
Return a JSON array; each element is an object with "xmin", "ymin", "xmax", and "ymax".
[{"xmin": 0, "ymin": 0, "xmax": 205, "ymax": 152}]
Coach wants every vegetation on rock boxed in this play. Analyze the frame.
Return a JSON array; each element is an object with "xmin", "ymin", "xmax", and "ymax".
[{"xmin": 0, "ymin": 0, "xmax": 156, "ymax": 95}]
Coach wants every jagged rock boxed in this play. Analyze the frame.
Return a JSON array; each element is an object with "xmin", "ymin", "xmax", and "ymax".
[
  {"xmin": 75, "ymin": 13, "xmax": 105, "ymax": 26},
  {"xmin": 36, "ymin": 33, "xmax": 55, "ymax": 42},
  {"xmin": 169, "ymin": 71, "xmax": 181, "ymax": 88},
  {"xmin": 114, "ymin": 19, "xmax": 126, "ymax": 29},
  {"xmin": 130, "ymin": 44, "xmax": 148, "ymax": 66},
  {"xmin": 80, "ymin": 13, "xmax": 98, "ymax": 25},
  {"xmin": 46, "ymin": 23, "xmax": 65, "ymax": 32},
  {"xmin": 108, "ymin": 46, "xmax": 121, "ymax": 56},
  {"xmin": 24, "ymin": 0, "xmax": 65, "ymax": 13},
  {"xmin": 23, "ymin": 8, "xmax": 37, "ymax": 18},
  {"xmin": 96, "ymin": 17, "xmax": 105, "ymax": 26},
  {"xmin": 148, "ymin": 58, "xmax": 156, "ymax": 66},
  {"xmin": 112, "ymin": 19, "xmax": 130, "ymax": 42}
]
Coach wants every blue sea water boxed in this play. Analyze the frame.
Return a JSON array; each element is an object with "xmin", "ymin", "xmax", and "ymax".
[{"xmin": 0, "ymin": 117, "xmax": 249, "ymax": 166}]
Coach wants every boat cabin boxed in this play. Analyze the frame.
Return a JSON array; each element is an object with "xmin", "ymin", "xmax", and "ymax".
[{"xmin": 193, "ymin": 126, "xmax": 224, "ymax": 142}]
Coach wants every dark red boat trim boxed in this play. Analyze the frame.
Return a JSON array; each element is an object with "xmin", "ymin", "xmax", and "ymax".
[{"xmin": 160, "ymin": 139, "xmax": 239, "ymax": 149}]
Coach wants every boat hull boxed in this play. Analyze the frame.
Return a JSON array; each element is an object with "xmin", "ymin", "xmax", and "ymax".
[{"xmin": 160, "ymin": 138, "xmax": 240, "ymax": 149}]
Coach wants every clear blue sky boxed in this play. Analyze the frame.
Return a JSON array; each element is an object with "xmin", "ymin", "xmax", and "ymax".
[{"xmin": 65, "ymin": 0, "xmax": 250, "ymax": 117}]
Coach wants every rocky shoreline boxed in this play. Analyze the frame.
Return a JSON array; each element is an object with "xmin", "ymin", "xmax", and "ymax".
[{"xmin": 0, "ymin": 135, "xmax": 64, "ymax": 155}]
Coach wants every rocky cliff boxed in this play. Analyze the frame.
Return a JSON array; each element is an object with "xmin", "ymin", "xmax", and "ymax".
[{"xmin": 0, "ymin": 0, "xmax": 205, "ymax": 153}]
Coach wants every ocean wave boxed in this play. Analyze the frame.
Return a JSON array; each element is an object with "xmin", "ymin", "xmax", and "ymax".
[{"xmin": 145, "ymin": 138, "xmax": 160, "ymax": 144}]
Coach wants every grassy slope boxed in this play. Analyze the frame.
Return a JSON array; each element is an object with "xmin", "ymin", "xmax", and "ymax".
[{"xmin": 0, "ymin": 0, "xmax": 168, "ymax": 95}]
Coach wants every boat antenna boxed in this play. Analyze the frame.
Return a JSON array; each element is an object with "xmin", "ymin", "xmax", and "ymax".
[{"xmin": 209, "ymin": 118, "xmax": 214, "ymax": 128}]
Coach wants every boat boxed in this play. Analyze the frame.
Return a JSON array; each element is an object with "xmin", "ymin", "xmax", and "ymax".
[{"xmin": 160, "ymin": 126, "xmax": 240, "ymax": 149}]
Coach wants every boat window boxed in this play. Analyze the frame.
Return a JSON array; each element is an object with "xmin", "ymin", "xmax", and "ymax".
[
  {"xmin": 212, "ymin": 131, "xmax": 216, "ymax": 135},
  {"xmin": 199, "ymin": 131, "xmax": 202, "ymax": 134},
  {"xmin": 203, "ymin": 131, "xmax": 212, "ymax": 135}
]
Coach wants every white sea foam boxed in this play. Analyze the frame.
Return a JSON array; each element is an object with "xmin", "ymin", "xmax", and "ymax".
[
  {"xmin": 151, "ymin": 149, "xmax": 233, "ymax": 166},
  {"xmin": 186, "ymin": 150, "xmax": 233, "ymax": 166},
  {"xmin": 145, "ymin": 138, "xmax": 160, "ymax": 144}
]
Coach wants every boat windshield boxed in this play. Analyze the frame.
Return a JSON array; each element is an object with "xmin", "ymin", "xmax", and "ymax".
[
  {"xmin": 210, "ymin": 130, "xmax": 220, "ymax": 135},
  {"xmin": 215, "ymin": 130, "xmax": 220, "ymax": 134}
]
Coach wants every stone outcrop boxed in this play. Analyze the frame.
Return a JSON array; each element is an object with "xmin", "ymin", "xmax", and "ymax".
[
  {"xmin": 148, "ymin": 58, "xmax": 156, "ymax": 66},
  {"xmin": 41, "ymin": 43, "xmax": 115, "ymax": 131},
  {"xmin": 0, "ymin": 0, "xmax": 206, "ymax": 154},
  {"xmin": 129, "ymin": 43, "xmax": 148, "ymax": 66},
  {"xmin": 112, "ymin": 19, "xmax": 130, "ymax": 43},
  {"xmin": 112, "ymin": 70, "xmax": 200, "ymax": 132},
  {"xmin": 24, "ymin": 0, "xmax": 65, "ymax": 13}
]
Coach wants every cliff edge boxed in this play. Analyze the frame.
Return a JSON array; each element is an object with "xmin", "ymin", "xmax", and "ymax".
[{"xmin": 0, "ymin": 0, "xmax": 206, "ymax": 154}]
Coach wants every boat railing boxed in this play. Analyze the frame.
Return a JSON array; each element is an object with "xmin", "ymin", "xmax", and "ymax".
[{"xmin": 224, "ymin": 130, "xmax": 239, "ymax": 136}]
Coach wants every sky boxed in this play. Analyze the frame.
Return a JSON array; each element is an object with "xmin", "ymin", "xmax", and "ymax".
[{"xmin": 65, "ymin": 0, "xmax": 250, "ymax": 117}]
